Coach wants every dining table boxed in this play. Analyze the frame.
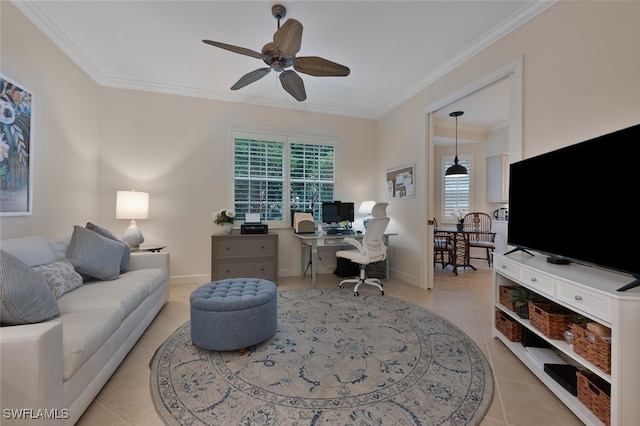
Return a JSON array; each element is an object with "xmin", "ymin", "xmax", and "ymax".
[{"xmin": 435, "ymin": 226, "xmax": 496, "ymax": 275}]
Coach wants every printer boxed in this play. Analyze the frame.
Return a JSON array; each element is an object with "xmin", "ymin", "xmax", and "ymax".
[{"xmin": 241, "ymin": 213, "xmax": 268, "ymax": 234}]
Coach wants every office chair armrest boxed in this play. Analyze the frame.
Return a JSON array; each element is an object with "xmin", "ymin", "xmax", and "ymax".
[{"xmin": 343, "ymin": 237, "xmax": 366, "ymax": 254}]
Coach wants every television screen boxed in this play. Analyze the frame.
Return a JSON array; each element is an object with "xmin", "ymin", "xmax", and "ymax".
[{"xmin": 507, "ymin": 123, "xmax": 640, "ymax": 290}]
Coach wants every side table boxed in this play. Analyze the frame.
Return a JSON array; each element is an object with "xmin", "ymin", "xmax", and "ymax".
[{"xmin": 131, "ymin": 245, "xmax": 167, "ymax": 253}]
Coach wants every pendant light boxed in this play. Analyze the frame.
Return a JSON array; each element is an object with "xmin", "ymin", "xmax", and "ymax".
[{"xmin": 445, "ymin": 111, "xmax": 468, "ymax": 177}]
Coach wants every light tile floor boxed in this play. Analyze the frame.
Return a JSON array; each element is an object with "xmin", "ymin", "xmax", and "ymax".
[{"xmin": 77, "ymin": 263, "xmax": 584, "ymax": 426}]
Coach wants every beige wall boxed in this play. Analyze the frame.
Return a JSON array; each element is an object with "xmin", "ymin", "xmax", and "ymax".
[
  {"xmin": 2, "ymin": 1, "xmax": 639, "ymax": 288},
  {"xmin": 376, "ymin": 0, "xmax": 640, "ymax": 288},
  {"xmin": 0, "ymin": 3, "xmax": 100, "ymax": 239},
  {"xmin": 1, "ymin": 1, "xmax": 378, "ymax": 284},
  {"xmin": 97, "ymin": 89, "xmax": 377, "ymax": 281}
]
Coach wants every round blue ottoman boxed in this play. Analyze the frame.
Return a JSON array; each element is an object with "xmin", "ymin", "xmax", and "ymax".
[{"xmin": 190, "ymin": 278, "xmax": 277, "ymax": 351}]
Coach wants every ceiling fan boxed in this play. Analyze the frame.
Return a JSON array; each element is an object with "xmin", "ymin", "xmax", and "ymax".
[{"xmin": 202, "ymin": 4, "xmax": 350, "ymax": 102}]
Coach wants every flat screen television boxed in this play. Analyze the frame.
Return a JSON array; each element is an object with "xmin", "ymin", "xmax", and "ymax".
[{"xmin": 506, "ymin": 123, "xmax": 640, "ymax": 291}]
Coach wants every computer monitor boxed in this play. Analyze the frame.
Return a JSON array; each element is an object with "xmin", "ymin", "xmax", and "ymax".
[
  {"xmin": 339, "ymin": 202, "xmax": 355, "ymax": 223},
  {"xmin": 322, "ymin": 202, "xmax": 342, "ymax": 224},
  {"xmin": 322, "ymin": 201, "xmax": 355, "ymax": 224}
]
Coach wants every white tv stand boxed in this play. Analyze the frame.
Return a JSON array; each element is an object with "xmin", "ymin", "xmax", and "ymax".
[{"xmin": 492, "ymin": 252, "xmax": 640, "ymax": 425}]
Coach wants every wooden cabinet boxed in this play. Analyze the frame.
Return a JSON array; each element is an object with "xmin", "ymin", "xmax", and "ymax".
[
  {"xmin": 493, "ymin": 252, "xmax": 640, "ymax": 425},
  {"xmin": 211, "ymin": 233, "xmax": 278, "ymax": 283},
  {"xmin": 487, "ymin": 154, "xmax": 509, "ymax": 203}
]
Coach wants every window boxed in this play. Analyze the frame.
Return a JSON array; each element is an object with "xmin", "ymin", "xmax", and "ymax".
[
  {"xmin": 442, "ymin": 154, "xmax": 471, "ymax": 222},
  {"xmin": 233, "ymin": 131, "xmax": 335, "ymax": 226}
]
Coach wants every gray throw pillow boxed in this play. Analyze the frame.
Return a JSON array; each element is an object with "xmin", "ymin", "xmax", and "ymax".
[
  {"xmin": 33, "ymin": 260, "xmax": 84, "ymax": 298},
  {"xmin": 85, "ymin": 222, "xmax": 130, "ymax": 273},
  {"xmin": 67, "ymin": 226, "xmax": 125, "ymax": 281},
  {"xmin": 0, "ymin": 250, "xmax": 60, "ymax": 325}
]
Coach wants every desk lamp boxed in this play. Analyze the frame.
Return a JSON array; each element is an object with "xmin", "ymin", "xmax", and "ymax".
[
  {"xmin": 358, "ymin": 200, "xmax": 376, "ymax": 229},
  {"xmin": 116, "ymin": 190, "xmax": 149, "ymax": 248}
]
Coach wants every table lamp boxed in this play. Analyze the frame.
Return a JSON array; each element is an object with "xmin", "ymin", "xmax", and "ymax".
[
  {"xmin": 116, "ymin": 190, "xmax": 149, "ymax": 247},
  {"xmin": 358, "ymin": 200, "xmax": 376, "ymax": 229}
]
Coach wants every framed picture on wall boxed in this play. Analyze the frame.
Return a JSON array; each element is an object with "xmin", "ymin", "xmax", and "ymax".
[
  {"xmin": 386, "ymin": 164, "xmax": 415, "ymax": 199},
  {"xmin": 1, "ymin": 74, "xmax": 33, "ymax": 216}
]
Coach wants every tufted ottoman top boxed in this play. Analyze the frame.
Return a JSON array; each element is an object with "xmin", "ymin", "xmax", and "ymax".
[{"xmin": 190, "ymin": 278, "xmax": 277, "ymax": 312}]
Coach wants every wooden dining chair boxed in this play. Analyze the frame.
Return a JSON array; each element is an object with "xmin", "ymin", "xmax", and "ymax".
[
  {"xmin": 433, "ymin": 217, "xmax": 453, "ymax": 269},
  {"xmin": 462, "ymin": 212, "xmax": 496, "ymax": 266}
]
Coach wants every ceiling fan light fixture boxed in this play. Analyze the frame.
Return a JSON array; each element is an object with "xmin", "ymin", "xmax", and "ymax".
[
  {"xmin": 445, "ymin": 110, "xmax": 468, "ymax": 177},
  {"xmin": 202, "ymin": 4, "xmax": 350, "ymax": 102}
]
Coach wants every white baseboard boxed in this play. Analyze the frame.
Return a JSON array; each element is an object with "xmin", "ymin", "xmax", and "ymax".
[{"xmin": 169, "ymin": 274, "xmax": 209, "ymax": 286}]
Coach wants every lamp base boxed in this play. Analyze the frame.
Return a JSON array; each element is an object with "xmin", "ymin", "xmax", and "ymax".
[{"xmin": 122, "ymin": 219, "xmax": 144, "ymax": 248}]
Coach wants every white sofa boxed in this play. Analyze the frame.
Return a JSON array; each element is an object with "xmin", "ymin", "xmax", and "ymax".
[{"xmin": 0, "ymin": 234, "xmax": 169, "ymax": 425}]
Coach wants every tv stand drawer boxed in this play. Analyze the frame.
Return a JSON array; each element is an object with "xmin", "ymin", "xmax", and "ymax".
[
  {"xmin": 494, "ymin": 256, "xmax": 518, "ymax": 280},
  {"xmin": 518, "ymin": 266, "xmax": 554, "ymax": 297},
  {"xmin": 556, "ymin": 279, "xmax": 611, "ymax": 324}
]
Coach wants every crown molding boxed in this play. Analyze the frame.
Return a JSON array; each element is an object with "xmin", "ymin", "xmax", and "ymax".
[
  {"xmin": 373, "ymin": 0, "xmax": 557, "ymax": 119},
  {"xmin": 12, "ymin": 0, "xmax": 555, "ymax": 121}
]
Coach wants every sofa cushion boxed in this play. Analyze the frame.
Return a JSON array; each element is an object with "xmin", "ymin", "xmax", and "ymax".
[
  {"xmin": 121, "ymin": 268, "xmax": 167, "ymax": 295},
  {"xmin": 58, "ymin": 308, "xmax": 121, "ymax": 381},
  {"xmin": 0, "ymin": 235, "xmax": 58, "ymax": 267},
  {"xmin": 47, "ymin": 235, "xmax": 71, "ymax": 262},
  {"xmin": 57, "ymin": 279, "xmax": 148, "ymax": 321},
  {"xmin": 0, "ymin": 250, "xmax": 60, "ymax": 325},
  {"xmin": 33, "ymin": 260, "xmax": 84, "ymax": 299},
  {"xmin": 67, "ymin": 226, "xmax": 125, "ymax": 281},
  {"xmin": 85, "ymin": 222, "xmax": 131, "ymax": 273}
]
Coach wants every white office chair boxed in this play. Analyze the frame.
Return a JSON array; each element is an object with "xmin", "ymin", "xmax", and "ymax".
[{"xmin": 336, "ymin": 202, "xmax": 390, "ymax": 296}]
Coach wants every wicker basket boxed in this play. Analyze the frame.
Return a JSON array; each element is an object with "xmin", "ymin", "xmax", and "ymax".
[
  {"xmin": 495, "ymin": 310, "xmax": 522, "ymax": 342},
  {"xmin": 577, "ymin": 370, "xmax": 611, "ymax": 426},
  {"xmin": 499, "ymin": 285, "xmax": 517, "ymax": 311},
  {"xmin": 571, "ymin": 324, "xmax": 612, "ymax": 374},
  {"xmin": 528, "ymin": 301, "xmax": 574, "ymax": 339}
]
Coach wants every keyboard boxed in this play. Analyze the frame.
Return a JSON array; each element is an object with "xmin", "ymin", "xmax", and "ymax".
[{"xmin": 326, "ymin": 228, "xmax": 356, "ymax": 235}]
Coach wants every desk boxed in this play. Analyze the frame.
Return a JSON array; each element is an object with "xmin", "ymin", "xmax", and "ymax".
[
  {"xmin": 294, "ymin": 233, "xmax": 397, "ymax": 288},
  {"xmin": 435, "ymin": 227, "xmax": 495, "ymax": 275}
]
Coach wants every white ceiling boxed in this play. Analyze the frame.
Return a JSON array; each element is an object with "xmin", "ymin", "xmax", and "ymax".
[{"xmin": 15, "ymin": 1, "xmax": 552, "ymax": 120}]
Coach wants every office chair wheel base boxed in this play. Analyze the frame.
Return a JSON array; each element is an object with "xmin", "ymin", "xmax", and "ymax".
[
  {"xmin": 380, "ymin": 290, "xmax": 384, "ymax": 296},
  {"xmin": 354, "ymin": 291, "xmax": 359, "ymax": 297},
  {"xmin": 339, "ymin": 284, "xmax": 344, "ymax": 289}
]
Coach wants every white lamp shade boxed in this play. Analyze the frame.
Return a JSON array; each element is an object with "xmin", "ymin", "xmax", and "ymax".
[
  {"xmin": 116, "ymin": 191, "xmax": 149, "ymax": 220},
  {"xmin": 358, "ymin": 200, "xmax": 376, "ymax": 215}
]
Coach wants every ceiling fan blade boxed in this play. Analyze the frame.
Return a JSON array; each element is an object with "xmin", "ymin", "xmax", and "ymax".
[
  {"xmin": 279, "ymin": 70, "xmax": 306, "ymax": 101},
  {"xmin": 273, "ymin": 19, "xmax": 303, "ymax": 57},
  {"xmin": 202, "ymin": 40, "xmax": 265, "ymax": 60},
  {"xmin": 231, "ymin": 68, "xmax": 271, "ymax": 90},
  {"xmin": 293, "ymin": 56, "xmax": 351, "ymax": 77}
]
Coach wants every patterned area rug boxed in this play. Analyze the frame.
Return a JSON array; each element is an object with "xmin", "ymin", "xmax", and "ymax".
[{"xmin": 150, "ymin": 289, "xmax": 493, "ymax": 425}]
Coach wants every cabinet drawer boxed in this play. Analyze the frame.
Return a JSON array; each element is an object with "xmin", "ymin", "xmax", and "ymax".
[
  {"xmin": 213, "ymin": 260, "xmax": 276, "ymax": 281},
  {"xmin": 556, "ymin": 279, "xmax": 611, "ymax": 323},
  {"xmin": 494, "ymin": 255, "xmax": 518, "ymax": 280},
  {"xmin": 518, "ymin": 266, "xmax": 555, "ymax": 297},
  {"xmin": 214, "ymin": 237, "xmax": 276, "ymax": 259}
]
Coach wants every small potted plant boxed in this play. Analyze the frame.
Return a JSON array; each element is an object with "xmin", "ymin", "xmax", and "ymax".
[
  {"xmin": 509, "ymin": 287, "xmax": 545, "ymax": 319},
  {"xmin": 213, "ymin": 208, "xmax": 235, "ymax": 234},
  {"xmin": 452, "ymin": 208, "xmax": 466, "ymax": 230}
]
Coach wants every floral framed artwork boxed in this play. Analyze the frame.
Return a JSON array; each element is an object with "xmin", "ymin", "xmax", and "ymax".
[
  {"xmin": 386, "ymin": 164, "xmax": 415, "ymax": 199},
  {"xmin": 1, "ymin": 75, "xmax": 33, "ymax": 216}
]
